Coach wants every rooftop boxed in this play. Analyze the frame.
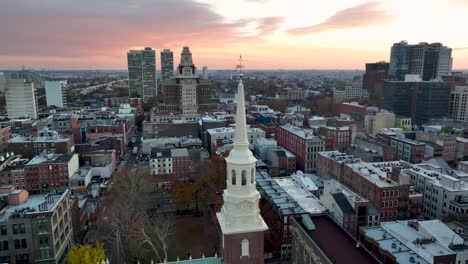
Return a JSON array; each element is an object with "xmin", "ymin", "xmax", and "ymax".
[
  {"xmin": 280, "ymin": 123, "xmax": 317, "ymax": 140},
  {"xmin": 26, "ymin": 153, "xmax": 75, "ymax": 166},
  {"xmin": 0, "ymin": 190, "xmax": 69, "ymax": 221},
  {"xmin": 294, "ymin": 215, "xmax": 380, "ymax": 264},
  {"xmin": 256, "ymin": 170, "xmax": 306, "ymax": 216},
  {"xmin": 274, "ymin": 176, "xmax": 327, "ymax": 215},
  {"xmin": 362, "ymin": 220, "xmax": 466, "ymax": 264},
  {"xmin": 10, "ymin": 134, "xmax": 70, "ymax": 143}
]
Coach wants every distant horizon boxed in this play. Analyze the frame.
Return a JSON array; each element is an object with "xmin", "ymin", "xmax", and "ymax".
[
  {"xmin": 1, "ymin": 0, "xmax": 468, "ymax": 70},
  {"xmin": 2, "ymin": 68, "xmax": 468, "ymax": 73}
]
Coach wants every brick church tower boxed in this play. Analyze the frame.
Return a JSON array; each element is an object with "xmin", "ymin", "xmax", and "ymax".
[{"xmin": 216, "ymin": 58, "xmax": 268, "ymax": 264}]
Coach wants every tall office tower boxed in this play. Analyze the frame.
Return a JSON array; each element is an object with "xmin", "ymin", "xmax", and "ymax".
[
  {"xmin": 8, "ymin": 70, "xmax": 44, "ymax": 109},
  {"xmin": 178, "ymin": 47, "xmax": 198, "ymax": 116},
  {"xmin": 382, "ymin": 78, "xmax": 451, "ymax": 125},
  {"xmin": 389, "ymin": 41, "xmax": 409, "ymax": 80},
  {"xmin": 127, "ymin": 47, "xmax": 157, "ymax": 101},
  {"xmin": 45, "ymin": 80, "xmax": 67, "ymax": 108},
  {"xmin": 159, "ymin": 47, "xmax": 217, "ymax": 116},
  {"xmin": 437, "ymin": 45, "xmax": 453, "ymax": 77},
  {"xmin": 389, "ymin": 41, "xmax": 453, "ymax": 81},
  {"xmin": 363, "ymin": 61, "xmax": 389, "ymax": 101},
  {"xmin": 217, "ymin": 73, "xmax": 268, "ymax": 264},
  {"xmin": 5, "ymin": 79, "xmax": 37, "ymax": 119},
  {"xmin": 160, "ymin": 49, "xmax": 174, "ymax": 82},
  {"xmin": 449, "ymin": 86, "xmax": 468, "ymax": 121}
]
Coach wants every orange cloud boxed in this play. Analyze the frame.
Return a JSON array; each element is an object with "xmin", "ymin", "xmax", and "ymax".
[{"xmin": 288, "ymin": 2, "xmax": 394, "ymax": 35}]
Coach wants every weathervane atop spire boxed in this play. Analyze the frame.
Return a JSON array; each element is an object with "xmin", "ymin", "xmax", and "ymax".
[{"xmin": 235, "ymin": 54, "xmax": 244, "ymax": 79}]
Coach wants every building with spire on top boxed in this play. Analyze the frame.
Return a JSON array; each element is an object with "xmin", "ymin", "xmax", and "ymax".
[
  {"xmin": 157, "ymin": 47, "xmax": 217, "ymax": 118},
  {"xmin": 216, "ymin": 57, "xmax": 268, "ymax": 264}
]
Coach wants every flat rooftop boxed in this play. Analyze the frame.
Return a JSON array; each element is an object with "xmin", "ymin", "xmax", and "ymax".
[
  {"xmin": 0, "ymin": 190, "xmax": 68, "ymax": 221},
  {"xmin": 280, "ymin": 124, "xmax": 317, "ymax": 140},
  {"xmin": 274, "ymin": 176, "xmax": 327, "ymax": 215},
  {"xmin": 295, "ymin": 215, "xmax": 380, "ymax": 264},
  {"xmin": 362, "ymin": 220, "xmax": 466, "ymax": 264},
  {"xmin": 256, "ymin": 170, "xmax": 307, "ymax": 216},
  {"xmin": 10, "ymin": 135, "xmax": 70, "ymax": 143},
  {"xmin": 26, "ymin": 153, "xmax": 74, "ymax": 166}
]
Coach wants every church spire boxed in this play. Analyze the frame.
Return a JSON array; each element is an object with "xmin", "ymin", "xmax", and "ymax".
[{"xmin": 234, "ymin": 55, "xmax": 249, "ymax": 150}]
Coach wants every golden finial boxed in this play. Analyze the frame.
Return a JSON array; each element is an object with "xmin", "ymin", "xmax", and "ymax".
[{"xmin": 235, "ymin": 54, "xmax": 244, "ymax": 79}]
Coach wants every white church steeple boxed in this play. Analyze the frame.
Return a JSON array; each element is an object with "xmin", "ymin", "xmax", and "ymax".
[{"xmin": 216, "ymin": 57, "xmax": 267, "ymax": 264}]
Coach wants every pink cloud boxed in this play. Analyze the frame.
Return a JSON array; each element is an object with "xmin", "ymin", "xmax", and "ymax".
[{"xmin": 288, "ymin": 2, "xmax": 394, "ymax": 35}]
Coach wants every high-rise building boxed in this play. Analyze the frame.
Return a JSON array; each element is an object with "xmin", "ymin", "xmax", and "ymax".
[
  {"xmin": 449, "ymin": 86, "xmax": 468, "ymax": 121},
  {"xmin": 382, "ymin": 78, "xmax": 451, "ymax": 125},
  {"xmin": 45, "ymin": 80, "xmax": 67, "ymax": 108},
  {"xmin": 389, "ymin": 41, "xmax": 409, "ymax": 80},
  {"xmin": 363, "ymin": 61, "xmax": 389, "ymax": 101},
  {"xmin": 7, "ymin": 70, "xmax": 43, "ymax": 109},
  {"xmin": 217, "ymin": 73, "xmax": 268, "ymax": 264},
  {"xmin": 160, "ymin": 49, "xmax": 174, "ymax": 82},
  {"xmin": 159, "ymin": 47, "xmax": 217, "ymax": 116},
  {"xmin": 5, "ymin": 79, "xmax": 37, "ymax": 119},
  {"xmin": 389, "ymin": 41, "xmax": 453, "ymax": 81},
  {"xmin": 127, "ymin": 47, "xmax": 157, "ymax": 101}
]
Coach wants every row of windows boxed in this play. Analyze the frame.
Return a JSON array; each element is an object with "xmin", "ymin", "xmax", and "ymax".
[{"xmin": 0, "ymin": 224, "xmax": 26, "ymax": 236}]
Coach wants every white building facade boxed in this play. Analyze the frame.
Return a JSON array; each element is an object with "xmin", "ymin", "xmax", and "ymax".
[
  {"xmin": 45, "ymin": 80, "xmax": 67, "ymax": 108},
  {"xmin": 449, "ymin": 86, "xmax": 468, "ymax": 121},
  {"xmin": 5, "ymin": 79, "xmax": 37, "ymax": 119}
]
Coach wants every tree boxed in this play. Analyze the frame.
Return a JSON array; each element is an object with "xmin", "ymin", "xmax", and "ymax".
[
  {"xmin": 67, "ymin": 241, "xmax": 106, "ymax": 264},
  {"xmin": 98, "ymin": 168, "xmax": 173, "ymax": 264},
  {"xmin": 441, "ymin": 126, "xmax": 454, "ymax": 134},
  {"xmin": 131, "ymin": 213, "xmax": 174, "ymax": 263}
]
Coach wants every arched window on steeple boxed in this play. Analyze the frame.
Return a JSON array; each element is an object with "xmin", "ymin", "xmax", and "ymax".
[
  {"xmin": 251, "ymin": 168, "xmax": 255, "ymax": 184},
  {"xmin": 241, "ymin": 239, "xmax": 249, "ymax": 257},
  {"xmin": 241, "ymin": 170, "xmax": 247, "ymax": 186},
  {"xmin": 231, "ymin": 170, "xmax": 236, "ymax": 185}
]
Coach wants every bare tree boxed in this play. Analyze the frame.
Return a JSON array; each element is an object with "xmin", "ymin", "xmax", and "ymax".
[
  {"xmin": 132, "ymin": 213, "xmax": 174, "ymax": 263},
  {"xmin": 99, "ymin": 167, "xmax": 155, "ymax": 263}
]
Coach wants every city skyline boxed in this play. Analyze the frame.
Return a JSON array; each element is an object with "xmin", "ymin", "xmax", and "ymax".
[{"xmin": 1, "ymin": 0, "xmax": 468, "ymax": 70}]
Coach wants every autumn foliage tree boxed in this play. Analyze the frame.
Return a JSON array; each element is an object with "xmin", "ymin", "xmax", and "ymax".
[
  {"xmin": 171, "ymin": 156, "xmax": 226, "ymax": 215},
  {"xmin": 67, "ymin": 241, "xmax": 106, "ymax": 264}
]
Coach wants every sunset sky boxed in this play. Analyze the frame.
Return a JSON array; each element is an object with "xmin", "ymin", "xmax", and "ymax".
[{"xmin": 1, "ymin": 0, "xmax": 467, "ymax": 70}]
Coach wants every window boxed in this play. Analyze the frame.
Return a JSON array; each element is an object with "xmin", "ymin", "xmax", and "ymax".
[
  {"xmin": 231, "ymin": 170, "xmax": 236, "ymax": 185},
  {"xmin": 19, "ymin": 223, "xmax": 25, "ymax": 234},
  {"xmin": 1, "ymin": 241, "xmax": 8, "ymax": 251},
  {"xmin": 0, "ymin": 225, "xmax": 6, "ymax": 235},
  {"xmin": 13, "ymin": 224, "xmax": 19, "ymax": 234},
  {"xmin": 21, "ymin": 239, "xmax": 27, "ymax": 248},
  {"xmin": 39, "ymin": 236, "xmax": 49, "ymax": 246},
  {"xmin": 241, "ymin": 239, "xmax": 249, "ymax": 257},
  {"xmin": 251, "ymin": 169, "xmax": 254, "ymax": 184},
  {"xmin": 242, "ymin": 171, "xmax": 247, "ymax": 186},
  {"xmin": 14, "ymin": 239, "xmax": 20, "ymax": 249}
]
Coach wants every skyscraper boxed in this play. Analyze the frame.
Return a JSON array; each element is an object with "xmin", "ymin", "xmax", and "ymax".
[
  {"xmin": 217, "ymin": 70, "xmax": 268, "ymax": 264},
  {"xmin": 389, "ymin": 41, "xmax": 409, "ymax": 80},
  {"xmin": 389, "ymin": 41, "xmax": 453, "ymax": 81},
  {"xmin": 127, "ymin": 47, "xmax": 157, "ymax": 101},
  {"xmin": 159, "ymin": 47, "xmax": 217, "ymax": 116},
  {"xmin": 45, "ymin": 80, "xmax": 67, "ymax": 108},
  {"xmin": 5, "ymin": 79, "xmax": 37, "ymax": 119},
  {"xmin": 363, "ymin": 61, "xmax": 389, "ymax": 101},
  {"xmin": 382, "ymin": 78, "xmax": 451, "ymax": 125},
  {"xmin": 160, "ymin": 49, "xmax": 174, "ymax": 82}
]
